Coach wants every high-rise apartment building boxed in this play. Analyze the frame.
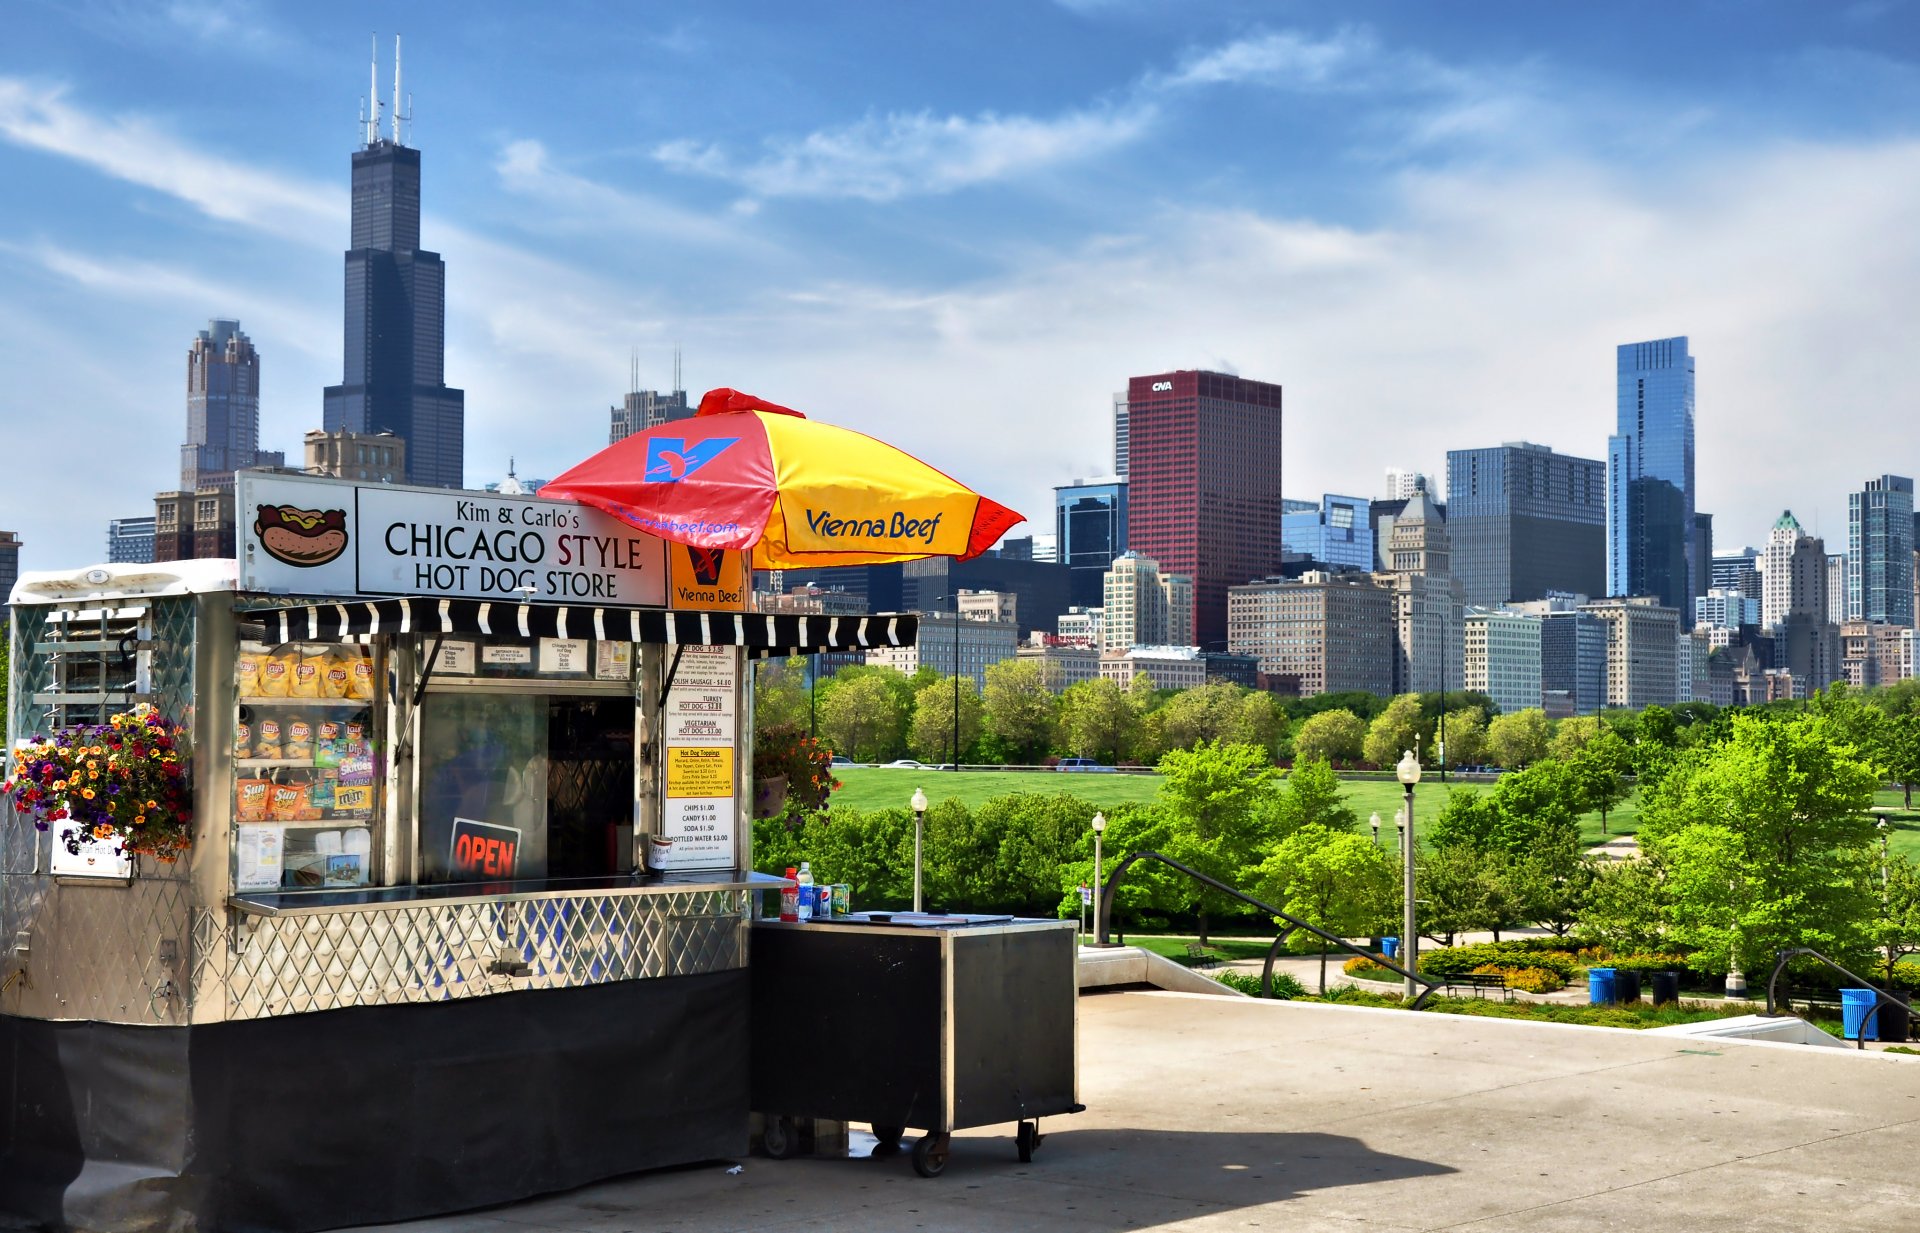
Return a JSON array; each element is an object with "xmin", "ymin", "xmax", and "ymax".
[
  {"xmin": 1761, "ymin": 512, "xmax": 1827, "ymax": 628},
  {"xmin": 1507, "ymin": 599, "xmax": 1608, "ymax": 718},
  {"xmin": 181, "ymin": 320, "xmax": 282, "ymax": 490},
  {"xmin": 1580, "ymin": 596, "xmax": 1681, "ymax": 708},
  {"xmin": 1112, "ymin": 391, "xmax": 1129, "ymax": 479},
  {"xmin": 1100, "ymin": 552, "xmax": 1193, "ymax": 652},
  {"xmin": 1056, "ymin": 478, "xmax": 1128, "ymax": 608},
  {"xmin": 1695, "ymin": 588, "xmax": 1760, "ymax": 629},
  {"xmin": 1280, "ymin": 494, "xmax": 1372, "ymax": 572},
  {"xmin": 1841, "ymin": 620, "xmax": 1915, "ymax": 688},
  {"xmin": 1227, "ymin": 571, "xmax": 1394, "ymax": 698},
  {"xmin": 1829, "ymin": 554, "xmax": 1849, "ymax": 631},
  {"xmin": 106, "ymin": 517, "xmax": 156, "ymax": 564},
  {"xmin": 1446, "ymin": 442, "xmax": 1606, "ymax": 605},
  {"xmin": 1847, "ymin": 475, "xmax": 1915, "ymax": 626},
  {"xmin": 0, "ymin": 531, "xmax": 19, "ymax": 620},
  {"xmin": 1124, "ymin": 370, "xmax": 1284, "ymax": 651},
  {"xmin": 1462, "ymin": 608, "xmax": 1543, "ymax": 717},
  {"xmin": 323, "ymin": 52, "xmax": 465, "ymax": 488},
  {"xmin": 1608, "ymin": 337, "xmax": 1696, "ymax": 625}
]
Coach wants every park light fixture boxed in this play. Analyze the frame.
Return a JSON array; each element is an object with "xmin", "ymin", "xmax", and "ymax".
[
  {"xmin": 1370, "ymin": 811, "xmax": 1381, "ymax": 846},
  {"xmin": 911, "ymin": 787, "xmax": 929, "ymax": 913},
  {"xmin": 1091, "ymin": 811, "xmax": 1107, "ymax": 944},
  {"xmin": 1396, "ymin": 749, "xmax": 1420, "ymax": 999}
]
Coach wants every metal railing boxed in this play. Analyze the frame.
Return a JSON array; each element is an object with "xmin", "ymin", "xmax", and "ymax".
[
  {"xmin": 1094, "ymin": 850, "xmax": 1443, "ymax": 1009},
  {"xmin": 1764, "ymin": 947, "xmax": 1910, "ymax": 1051}
]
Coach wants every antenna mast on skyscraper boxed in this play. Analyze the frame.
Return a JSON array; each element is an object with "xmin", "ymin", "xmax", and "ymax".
[
  {"xmin": 365, "ymin": 33, "xmax": 381, "ymax": 147},
  {"xmin": 674, "ymin": 347, "xmax": 682, "ymax": 395},
  {"xmin": 392, "ymin": 34, "xmax": 412, "ymax": 146}
]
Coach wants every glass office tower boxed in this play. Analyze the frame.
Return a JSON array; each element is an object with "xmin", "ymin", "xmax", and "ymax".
[
  {"xmin": 1447, "ymin": 442, "xmax": 1605, "ymax": 606},
  {"xmin": 1055, "ymin": 479, "xmax": 1129, "ymax": 609},
  {"xmin": 1607, "ymin": 337, "xmax": 1696, "ymax": 626},
  {"xmin": 1848, "ymin": 475, "xmax": 1915, "ymax": 625}
]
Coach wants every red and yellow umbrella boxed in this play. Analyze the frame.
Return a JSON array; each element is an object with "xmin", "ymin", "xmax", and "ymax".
[{"xmin": 542, "ymin": 388, "xmax": 1024, "ymax": 569}]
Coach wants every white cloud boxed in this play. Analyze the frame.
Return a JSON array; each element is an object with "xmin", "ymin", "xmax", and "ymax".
[
  {"xmin": 1159, "ymin": 27, "xmax": 1385, "ymax": 91},
  {"xmin": 653, "ymin": 104, "xmax": 1155, "ymax": 202},
  {"xmin": 493, "ymin": 139, "xmax": 765, "ymax": 250},
  {"xmin": 0, "ymin": 77, "xmax": 340, "ymax": 244}
]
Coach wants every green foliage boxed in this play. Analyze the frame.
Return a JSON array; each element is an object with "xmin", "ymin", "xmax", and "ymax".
[
  {"xmin": 1156, "ymin": 740, "xmax": 1281, "ymax": 939},
  {"xmin": 1872, "ymin": 851, "xmax": 1920, "ymax": 980},
  {"xmin": 752, "ymin": 723, "xmax": 839, "ymax": 813},
  {"xmin": 908, "ymin": 675, "xmax": 984, "ymax": 763},
  {"xmin": 1549, "ymin": 715, "xmax": 1604, "ymax": 762},
  {"xmin": 753, "ymin": 804, "xmax": 914, "ymax": 910},
  {"xmin": 1249, "ymin": 823, "xmax": 1398, "ymax": 990},
  {"xmin": 1419, "ymin": 941, "xmax": 1583, "ymax": 981},
  {"xmin": 981, "ymin": 659, "xmax": 1057, "ymax": 763},
  {"xmin": 1056, "ymin": 677, "xmax": 1143, "ymax": 764},
  {"xmin": 1565, "ymin": 728, "xmax": 1633, "ymax": 830},
  {"xmin": 1431, "ymin": 707, "xmax": 1487, "ymax": 768},
  {"xmin": 1638, "ymin": 711, "xmax": 1882, "ymax": 974},
  {"xmin": 815, "ymin": 667, "xmax": 912, "ymax": 763},
  {"xmin": 752, "ymin": 657, "xmax": 811, "ymax": 735},
  {"xmin": 1577, "ymin": 856, "xmax": 1673, "ymax": 954},
  {"xmin": 1486, "ymin": 708, "xmax": 1552, "ymax": 769},
  {"xmin": 1210, "ymin": 969, "xmax": 1307, "ymax": 999},
  {"xmin": 1054, "ymin": 802, "xmax": 1185, "ymax": 926},
  {"xmin": 1363, "ymin": 694, "xmax": 1423, "ymax": 769},
  {"xmin": 1294, "ymin": 708, "xmax": 1366, "ymax": 765},
  {"xmin": 1264, "ymin": 757, "xmax": 1360, "ymax": 841}
]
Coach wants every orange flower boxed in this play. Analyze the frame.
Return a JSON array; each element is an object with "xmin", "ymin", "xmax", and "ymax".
[
  {"xmin": 81, "ymin": 788, "xmax": 95, "ymax": 800},
  {"xmin": 135, "ymin": 815, "xmax": 146, "ymax": 825}
]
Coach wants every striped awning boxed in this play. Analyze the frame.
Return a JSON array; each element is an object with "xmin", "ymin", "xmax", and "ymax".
[{"xmin": 242, "ymin": 598, "xmax": 917, "ymax": 652}]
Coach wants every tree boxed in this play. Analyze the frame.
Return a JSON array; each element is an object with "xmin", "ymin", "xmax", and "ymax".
[
  {"xmin": 1226, "ymin": 690, "xmax": 1288, "ymax": 760},
  {"xmin": 1294, "ymin": 709, "xmax": 1365, "ymax": 765},
  {"xmin": 1430, "ymin": 707, "xmax": 1486, "ymax": 769},
  {"xmin": 1053, "ymin": 803, "xmax": 1185, "ymax": 931},
  {"xmin": 753, "ymin": 656, "xmax": 811, "ymax": 735},
  {"xmin": 1416, "ymin": 843, "xmax": 1494, "ymax": 947},
  {"xmin": 1577, "ymin": 854, "xmax": 1671, "ymax": 954},
  {"xmin": 816, "ymin": 669, "xmax": 910, "ymax": 763},
  {"xmin": 1883, "ymin": 712, "xmax": 1920, "ymax": 809},
  {"xmin": 1265, "ymin": 758, "xmax": 1360, "ymax": 841},
  {"xmin": 1157, "ymin": 740, "xmax": 1279, "ymax": 943},
  {"xmin": 1549, "ymin": 714, "xmax": 1604, "ymax": 762},
  {"xmin": 908, "ymin": 675, "xmax": 984, "ymax": 764},
  {"xmin": 1486, "ymin": 708, "xmax": 1551, "ymax": 769},
  {"xmin": 1871, "ymin": 852, "xmax": 1920, "ymax": 981},
  {"xmin": 1250, "ymin": 825, "xmax": 1396, "ymax": 992},
  {"xmin": 981, "ymin": 660, "xmax": 1057, "ymax": 764},
  {"xmin": 1637, "ymin": 712, "xmax": 1881, "ymax": 976},
  {"xmin": 1057, "ymin": 677, "xmax": 1142, "ymax": 765},
  {"xmin": 1363, "ymin": 693, "xmax": 1424, "ymax": 768},
  {"xmin": 1156, "ymin": 683, "xmax": 1245, "ymax": 753},
  {"xmin": 1566, "ymin": 728, "xmax": 1633, "ymax": 833}
]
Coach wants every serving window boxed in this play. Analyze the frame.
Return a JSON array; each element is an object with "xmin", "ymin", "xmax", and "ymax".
[{"xmin": 231, "ymin": 639, "xmax": 385, "ymax": 892}]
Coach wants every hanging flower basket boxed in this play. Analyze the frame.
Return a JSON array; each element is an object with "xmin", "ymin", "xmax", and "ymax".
[
  {"xmin": 753, "ymin": 775, "xmax": 790, "ymax": 819},
  {"xmin": 5, "ymin": 703, "xmax": 193, "ymax": 863}
]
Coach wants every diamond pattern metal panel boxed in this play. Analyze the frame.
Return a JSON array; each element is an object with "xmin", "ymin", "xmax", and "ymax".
[
  {"xmin": 147, "ymin": 596, "xmax": 198, "ymax": 725},
  {"xmin": 0, "ymin": 868, "xmax": 192, "ymax": 1023},
  {"xmin": 8, "ymin": 604, "xmax": 54, "ymax": 744},
  {"xmin": 202, "ymin": 890, "xmax": 746, "ymax": 1021}
]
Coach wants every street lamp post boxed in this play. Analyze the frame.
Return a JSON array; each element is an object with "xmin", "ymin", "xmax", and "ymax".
[
  {"xmin": 911, "ymin": 787, "xmax": 928, "ymax": 913},
  {"xmin": 1396, "ymin": 749, "xmax": 1423, "ymax": 999},
  {"xmin": 952, "ymin": 595, "xmax": 962, "ymax": 772},
  {"xmin": 1092, "ymin": 810, "xmax": 1107, "ymax": 943},
  {"xmin": 1370, "ymin": 811, "xmax": 1381, "ymax": 847}
]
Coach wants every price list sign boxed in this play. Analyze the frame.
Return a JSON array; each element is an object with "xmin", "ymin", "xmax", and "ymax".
[{"xmin": 661, "ymin": 646, "xmax": 739, "ymax": 869}]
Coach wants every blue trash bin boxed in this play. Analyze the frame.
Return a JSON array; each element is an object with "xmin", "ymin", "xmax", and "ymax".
[
  {"xmin": 1587, "ymin": 967, "xmax": 1617, "ymax": 1005},
  {"xmin": 1382, "ymin": 937, "xmax": 1399, "ymax": 959},
  {"xmin": 1841, "ymin": 988, "xmax": 1881, "ymax": 1041}
]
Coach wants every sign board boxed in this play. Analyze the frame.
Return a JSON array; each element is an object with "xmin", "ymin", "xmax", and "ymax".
[
  {"xmin": 448, "ymin": 817, "xmax": 523, "ymax": 881},
  {"xmin": 1079, "ymin": 885, "xmax": 1093, "ymax": 906},
  {"xmin": 660, "ymin": 645, "xmax": 739, "ymax": 870},
  {"xmin": 237, "ymin": 472, "xmax": 668, "ymax": 606},
  {"xmin": 49, "ymin": 819, "xmax": 134, "ymax": 880}
]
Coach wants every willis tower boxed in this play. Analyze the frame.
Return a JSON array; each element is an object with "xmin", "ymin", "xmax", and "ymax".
[{"xmin": 324, "ymin": 38, "xmax": 465, "ymax": 488}]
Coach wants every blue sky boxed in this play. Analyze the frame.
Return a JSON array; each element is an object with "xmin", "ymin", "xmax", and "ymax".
[{"xmin": 5, "ymin": 1, "xmax": 1920, "ymax": 569}]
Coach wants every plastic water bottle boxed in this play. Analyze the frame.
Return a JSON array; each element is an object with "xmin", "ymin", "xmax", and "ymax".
[
  {"xmin": 797, "ymin": 862, "xmax": 816, "ymax": 922},
  {"xmin": 780, "ymin": 867, "xmax": 800, "ymax": 923}
]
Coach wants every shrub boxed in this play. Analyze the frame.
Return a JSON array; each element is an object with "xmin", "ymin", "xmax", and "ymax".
[
  {"xmin": 1343, "ymin": 954, "xmax": 1396, "ymax": 980},
  {"xmin": 1604, "ymin": 952, "xmax": 1691, "ymax": 975},
  {"xmin": 1211, "ymin": 969, "xmax": 1306, "ymax": 999},
  {"xmin": 1470, "ymin": 963, "xmax": 1565, "ymax": 994},
  {"xmin": 1420, "ymin": 942, "xmax": 1581, "ymax": 982}
]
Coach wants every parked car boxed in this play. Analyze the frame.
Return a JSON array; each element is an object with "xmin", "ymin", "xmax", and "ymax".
[
  {"xmin": 829, "ymin": 755, "xmax": 854, "ymax": 767},
  {"xmin": 883, "ymin": 759, "xmax": 927, "ymax": 769},
  {"xmin": 1055, "ymin": 757, "xmax": 1115, "ymax": 772}
]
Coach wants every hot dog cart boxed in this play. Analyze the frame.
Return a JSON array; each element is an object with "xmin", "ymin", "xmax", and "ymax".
[{"xmin": 0, "ymin": 471, "xmax": 916, "ymax": 1232}]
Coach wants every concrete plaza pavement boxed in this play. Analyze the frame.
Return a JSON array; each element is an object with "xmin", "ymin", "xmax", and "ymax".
[{"xmin": 358, "ymin": 988, "xmax": 1920, "ymax": 1233}]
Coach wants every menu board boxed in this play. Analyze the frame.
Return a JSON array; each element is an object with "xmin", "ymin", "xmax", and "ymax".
[{"xmin": 659, "ymin": 646, "xmax": 738, "ymax": 870}]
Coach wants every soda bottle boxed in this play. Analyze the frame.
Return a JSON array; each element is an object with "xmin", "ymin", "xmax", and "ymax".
[
  {"xmin": 780, "ymin": 867, "xmax": 800, "ymax": 923},
  {"xmin": 797, "ymin": 862, "xmax": 816, "ymax": 922}
]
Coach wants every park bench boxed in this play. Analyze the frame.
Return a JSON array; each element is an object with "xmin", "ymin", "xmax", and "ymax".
[
  {"xmin": 1183, "ymin": 942, "xmax": 1220, "ymax": 970},
  {"xmin": 1442, "ymin": 971, "xmax": 1512, "ymax": 1000}
]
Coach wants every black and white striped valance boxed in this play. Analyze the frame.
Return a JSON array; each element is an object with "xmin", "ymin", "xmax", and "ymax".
[{"xmin": 242, "ymin": 598, "xmax": 917, "ymax": 653}]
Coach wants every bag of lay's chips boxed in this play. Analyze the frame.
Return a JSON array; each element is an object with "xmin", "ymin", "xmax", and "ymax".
[
  {"xmin": 234, "ymin": 722, "xmax": 253, "ymax": 759},
  {"xmin": 322, "ymin": 652, "xmax": 353, "ymax": 699},
  {"xmin": 254, "ymin": 718, "xmax": 283, "ymax": 760},
  {"xmin": 292, "ymin": 650, "xmax": 326, "ymax": 698},
  {"xmin": 258, "ymin": 651, "xmax": 293, "ymax": 697},
  {"xmin": 236, "ymin": 651, "xmax": 266, "ymax": 696},
  {"xmin": 347, "ymin": 651, "xmax": 376, "ymax": 701},
  {"xmin": 285, "ymin": 718, "xmax": 314, "ymax": 761}
]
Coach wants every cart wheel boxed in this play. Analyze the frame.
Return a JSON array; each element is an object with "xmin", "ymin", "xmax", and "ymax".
[
  {"xmin": 762, "ymin": 1116, "xmax": 797, "ymax": 1159},
  {"xmin": 912, "ymin": 1133, "xmax": 950, "ymax": 1178},
  {"xmin": 870, "ymin": 1124, "xmax": 905, "ymax": 1156},
  {"xmin": 1016, "ymin": 1120, "xmax": 1039, "ymax": 1163}
]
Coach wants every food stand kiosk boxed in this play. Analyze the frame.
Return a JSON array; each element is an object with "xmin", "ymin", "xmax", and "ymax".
[{"xmin": 0, "ymin": 471, "xmax": 916, "ymax": 1232}]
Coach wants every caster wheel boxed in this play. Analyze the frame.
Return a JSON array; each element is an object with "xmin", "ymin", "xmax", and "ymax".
[
  {"xmin": 1016, "ymin": 1120, "xmax": 1040, "ymax": 1163},
  {"xmin": 870, "ymin": 1124, "xmax": 905, "ymax": 1156},
  {"xmin": 912, "ymin": 1134, "xmax": 949, "ymax": 1178},
  {"xmin": 762, "ymin": 1116, "xmax": 796, "ymax": 1159}
]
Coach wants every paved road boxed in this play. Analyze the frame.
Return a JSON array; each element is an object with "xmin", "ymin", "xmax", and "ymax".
[{"xmin": 352, "ymin": 988, "xmax": 1920, "ymax": 1233}]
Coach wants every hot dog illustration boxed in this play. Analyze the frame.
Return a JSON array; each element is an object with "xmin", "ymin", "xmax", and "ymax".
[{"xmin": 255, "ymin": 504, "xmax": 350, "ymax": 567}]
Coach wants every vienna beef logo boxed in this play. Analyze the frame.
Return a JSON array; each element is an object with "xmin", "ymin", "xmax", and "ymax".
[
  {"xmin": 804, "ymin": 507, "xmax": 945, "ymax": 545},
  {"xmin": 674, "ymin": 543, "xmax": 742, "ymax": 606}
]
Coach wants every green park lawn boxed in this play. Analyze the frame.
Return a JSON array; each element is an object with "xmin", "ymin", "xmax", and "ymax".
[{"xmin": 830, "ymin": 766, "xmax": 1920, "ymax": 859}]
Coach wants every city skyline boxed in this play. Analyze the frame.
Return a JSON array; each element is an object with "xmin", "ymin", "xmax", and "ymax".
[{"xmin": 4, "ymin": 6, "xmax": 1920, "ymax": 568}]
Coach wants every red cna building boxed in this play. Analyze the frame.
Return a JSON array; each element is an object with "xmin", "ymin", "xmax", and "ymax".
[{"xmin": 1125, "ymin": 370, "xmax": 1284, "ymax": 652}]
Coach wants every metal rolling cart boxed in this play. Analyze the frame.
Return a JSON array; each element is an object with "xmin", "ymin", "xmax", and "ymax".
[{"xmin": 749, "ymin": 912, "xmax": 1080, "ymax": 1177}]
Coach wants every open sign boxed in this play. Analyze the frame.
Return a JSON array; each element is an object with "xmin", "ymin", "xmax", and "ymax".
[{"xmin": 449, "ymin": 817, "xmax": 522, "ymax": 881}]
